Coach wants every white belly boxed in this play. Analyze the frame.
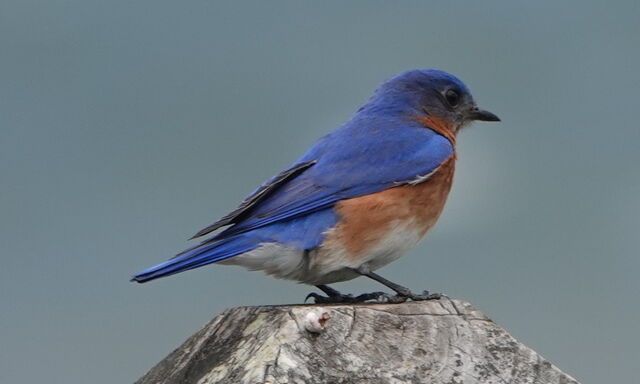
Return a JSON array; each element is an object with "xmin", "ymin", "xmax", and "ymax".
[{"xmin": 221, "ymin": 219, "xmax": 426, "ymax": 285}]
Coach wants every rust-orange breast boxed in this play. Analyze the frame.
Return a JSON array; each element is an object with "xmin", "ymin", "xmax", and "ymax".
[{"xmin": 326, "ymin": 156, "xmax": 456, "ymax": 259}]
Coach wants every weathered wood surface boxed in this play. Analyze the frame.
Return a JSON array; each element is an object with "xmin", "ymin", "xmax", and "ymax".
[{"xmin": 136, "ymin": 299, "xmax": 580, "ymax": 384}]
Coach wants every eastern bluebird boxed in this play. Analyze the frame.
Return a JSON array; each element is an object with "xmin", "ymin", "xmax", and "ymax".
[{"xmin": 132, "ymin": 69, "xmax": 500, "ymax": 303}]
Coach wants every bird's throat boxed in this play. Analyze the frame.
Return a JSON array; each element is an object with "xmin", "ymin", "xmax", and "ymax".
[{"xmin": 415, "ymin": 115, "xmax": 457, "ymax": 147}]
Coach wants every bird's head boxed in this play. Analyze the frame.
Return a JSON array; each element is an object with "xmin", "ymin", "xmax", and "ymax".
[{"xmin": 364, "ymin": 69, "xmax": 500, "ymax": 132}]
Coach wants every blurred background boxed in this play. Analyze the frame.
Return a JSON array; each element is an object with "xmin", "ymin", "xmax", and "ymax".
[{"xmin": 1, "ymin": 1, "xmax": 638, "ymax": 383}]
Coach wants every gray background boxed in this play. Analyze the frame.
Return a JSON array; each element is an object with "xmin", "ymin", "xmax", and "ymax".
[{"xmin": 1, "ymin": 1, "xmax": 638, "ymax": 383}]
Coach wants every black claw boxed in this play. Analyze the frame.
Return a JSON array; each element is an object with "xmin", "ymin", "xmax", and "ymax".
[
  {"xmin": 398, "ymin": 290, "xmax": 442, "ymax": 301},
  {"xmin": 305, "ymin": 292, "xmax": 354, "ymax": 304},
  {"xmin": 305, "ymin": 288, "xmax": 442, "ymax": 304},
  {"xmin": 305, "ymin": 291, "xmax": 387, "ymax": 304},
  {"xmin": 352, "ymin": 291, "xmax": 386, "ymax": 302},
  {"xmin": 305, "ymin": 292, "xmax": 323, "ymax": 303},
  {"xmin": 378, "ymin": 293, "xmax": 408, "ymax": 304}
]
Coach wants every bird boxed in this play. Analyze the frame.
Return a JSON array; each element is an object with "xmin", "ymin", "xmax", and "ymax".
[{"xmin": 131, "ymin": 69, "xmax": 500, "ymax": 303}]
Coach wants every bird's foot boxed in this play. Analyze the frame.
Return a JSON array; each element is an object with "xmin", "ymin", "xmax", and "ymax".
[
  {"xmin": 350, "ymin": 268, "xmax": 442, "ymax": 303},
  {"xmin": 379, "ymin": 290, "xmax": 442, "ymax": 303},
  {"xmin": 305, "ymin": 291, "xmax": 387, "ymax": 304}
]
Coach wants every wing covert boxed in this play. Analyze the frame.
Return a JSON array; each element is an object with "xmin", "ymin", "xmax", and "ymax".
[
  {"xmin": 208, "ymin": 123, "xmax": 454, "ymax": 241},
  {"xmin": 190, "ymin": 160, "xmax": 316, "ymax": 239}
]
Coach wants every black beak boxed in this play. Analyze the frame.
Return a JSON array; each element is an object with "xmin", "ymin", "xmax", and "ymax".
[{"xmin": 467, "ymin": 107, "xmax": 501, "ymax": 122}]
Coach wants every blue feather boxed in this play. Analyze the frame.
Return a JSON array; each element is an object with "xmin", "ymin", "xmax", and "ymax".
[
  {"xmin": 131, "ymin": 236, "xmax": 257, "ymax": 282},
  {"xmin": 132, "ymin": 69, "xmax": 460, "ymax": 283},
  {"xmin": 212, "ymin": 118, "xmax": 453, "ymax": 239},
  {"xmin": 132, "ymin": 208, "xmax": 339, "ymax": 282}
]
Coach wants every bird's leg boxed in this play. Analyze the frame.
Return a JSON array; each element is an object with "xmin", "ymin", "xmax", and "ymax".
[
  {"xmin": 316, "ymin": 284, "xmax": 343, "ymax": 297},
  {"xmin": 353, "ymin": 266, "xmax": 441, "ymax": 303},
  {"xmin": 305, "ymin": 284, "xmax": 386, "ymax": 304}
]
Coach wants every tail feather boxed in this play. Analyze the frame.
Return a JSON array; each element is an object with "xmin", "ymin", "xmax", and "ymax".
[{"xmin": 131, "ymin": 236, "xmax": 257, "ymax": 283}]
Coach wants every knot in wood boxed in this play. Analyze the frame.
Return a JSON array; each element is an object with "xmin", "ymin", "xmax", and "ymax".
[{"xmin": 303, "ymin": 310, "xmax": 330, "ymax": 334}]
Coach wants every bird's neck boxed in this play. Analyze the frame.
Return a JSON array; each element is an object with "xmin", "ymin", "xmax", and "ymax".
[{"xmin": 415, "ymin": 114, "xmax": 457, "ymax": 147}]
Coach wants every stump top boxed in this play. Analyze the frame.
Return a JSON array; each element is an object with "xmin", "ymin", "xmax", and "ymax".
[{"xmin": 136, "ymin": 299, "xmax": 580, "ymax": 384}]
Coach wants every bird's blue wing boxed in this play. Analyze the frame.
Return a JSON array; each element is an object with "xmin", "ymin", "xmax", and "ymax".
[
  {"xmin": 132, "ymin": 118, "xmax": 454, "ymax": 283},
  {"xmin": 190, "ymin": 160, "xmax": 317, "ymax": 239},
  {"xmin": 206, "ymin": 117, "xmax": 454, "ymax": 241}
]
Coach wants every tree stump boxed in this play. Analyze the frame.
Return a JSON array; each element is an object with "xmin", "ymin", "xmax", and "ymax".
[{"xmin": 135, "ymin": 299, "xmax": 580, "ymax": 384}]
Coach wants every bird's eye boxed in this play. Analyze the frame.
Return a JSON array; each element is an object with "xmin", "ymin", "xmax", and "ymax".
[{"xmin": 444, "ymin": 89, "xmax": 460, "ymax": 108}]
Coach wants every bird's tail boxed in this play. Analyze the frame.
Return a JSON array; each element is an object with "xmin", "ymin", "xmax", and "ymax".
[{"xmin": 131, "ymin": 235, "xmax": 257, "ymax": 283}]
